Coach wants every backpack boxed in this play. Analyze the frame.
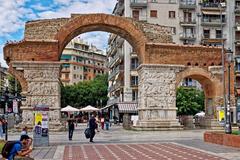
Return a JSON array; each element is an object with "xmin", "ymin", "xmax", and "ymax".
[
  {"xmin": 84, "ymin": 128, "xmax": 91, "ymax": 139},
  {"xmin": 1, "ymin": 141, "xmax": 20, "ymax": 158}
]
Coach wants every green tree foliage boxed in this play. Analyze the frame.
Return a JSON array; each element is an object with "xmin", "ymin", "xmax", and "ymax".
[
  {"xmin": 61, "ymin": 74, "xmax": 108, "ymax": 109},
  {"xmin": 7, "ymin": 75, "xmax": 22, "ymax": 94},
  {"xmin": 176, "ymin": 86, "xmax": 205, "ymax": 116}
]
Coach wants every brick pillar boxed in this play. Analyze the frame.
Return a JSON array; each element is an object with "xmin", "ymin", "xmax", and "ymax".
[
  {"xmin": 134, "ymin": 64, "xmax": 185, "ymax": 131},
  {"xmin": 12, "ymin": 61, "xmax": 63, "ymax": 130}
]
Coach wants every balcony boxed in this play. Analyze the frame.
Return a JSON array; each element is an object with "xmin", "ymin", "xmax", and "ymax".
[
  {"xmin": 201, "ymin": 18, "xmax": 226, "ymax": 27},
  {"xmin": 108, "ymin": 65, "xmax": 124, "ymax": 81},
  {"xmin": 130, "ymin": 0, "xmax": 147, "ymax": 8},
  {"xmin": 179, "ymin": 33, "xmax": 196, "ymax": 41},
  {"xmin": 108, "ymin": 82, "xmax": 123, "ymax": 93},
  {"xmin": 179, "ymin": 0, "xmax": 196, "ymax": 9},
  {"xmin": 236, "ymin": 6, "xmax": 240, "ymax": 16},
  {"xmin": 235, "ymin": 38, "xmax": 240, "ymax": 46},
  {"xmin": 201, "ymin": 2, "xmax": 224, "ymax": 10},
  {"xmin": 201, "ymin": 34, "xmax": 226, "ymax": 45},
  {"xmin": 61, "ymin": 68, "xmax": 70, "ymax": 73},
  {"xmin": 107, "ymin": 97, "xmax": 120, "ymax": 106},
  {"xmin": 179, "ymin": 18, "xmax": 196, "ymax": 26},
  {"xmin": 116, "ymin": 37, "xmax": 124, "ymax": 47},
  {"xmin": 108, "ymin": 51, "xmax": 124, "ymax": 68}
]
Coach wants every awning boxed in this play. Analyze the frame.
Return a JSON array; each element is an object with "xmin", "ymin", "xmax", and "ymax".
[
  {"xmin": 202, "ymin": 11, "xmax": 226, "ymax": 15},
  {"xmin": 117, "ymin": 102, "xmax": 138, "ymax": 113},
  {"xmin": 235, "ymin": 57, "xmax": 240, "ymax": 63},
  {"xmin": 237, "ymin": 89, "xmax": 240, "ymax": 95}
]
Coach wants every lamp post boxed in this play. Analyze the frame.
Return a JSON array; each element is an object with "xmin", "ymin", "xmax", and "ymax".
[
  {"xmin": 3, "ymin": 87, "xmax": 9, "ymax": 140},
  {"xmin": 225, "ymin": 48, "xmax": 233, "ymax": 134},
  {"xmin": 219, "ymin": 2, "xmax": 226, "ymax": 112}
]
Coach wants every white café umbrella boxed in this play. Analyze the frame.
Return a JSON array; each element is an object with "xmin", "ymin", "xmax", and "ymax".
[
  {"xmin": 80, "ymin": 105, "xmax": 99, "ymax": 119},
  {"xmin": 195, "ymin": 111, "xmax": 205, "ymax": 117},
  {"xmin": 61, "ymin": 105, "xmax": 79, "ymax": 118},
  {"xmin": 61, "ymin": 105, "xmax": 80, "ymax": 112}
]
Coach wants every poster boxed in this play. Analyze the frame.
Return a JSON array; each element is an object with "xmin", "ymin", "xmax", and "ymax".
[
  {"xmin": 35, "ymin": 113, "xmax": 43, "ymax": 125},
  {"xmin": 13, "ymin": 100, "xmax": 18, "ymax": 113},
  {"xmin": 218, "ymin": 110, "xmax": 225, "ymax": 122}
]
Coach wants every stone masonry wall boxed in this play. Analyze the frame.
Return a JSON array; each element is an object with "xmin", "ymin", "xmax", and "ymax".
[
  {"xmin": 12, "ymin": 62, "xmax": 62, "ymax": 129},
  {"xmin": 23, "ymin": 14, "xmax": 172, "ymax": 43},
  {"xmin": 136, "ymin": 64, "xmax": 185, "ymax": 129}
]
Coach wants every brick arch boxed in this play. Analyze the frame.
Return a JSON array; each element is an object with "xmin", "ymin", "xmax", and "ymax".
[
  {"xmin": 55, "ymin": 14, "xmax": 147, "ymax": 63},
  {"xmin": 8, "ymin": 64, "xmax": 27, "ymax": 92},
  {"xmin": 176, "ymin": 67, "xmax": 222, "ymax": 98}
]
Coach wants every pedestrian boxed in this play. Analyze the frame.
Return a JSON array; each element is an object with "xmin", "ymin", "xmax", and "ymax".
[
  {"xmin": 89, "ymin": 114, "xmax": 97, "ymax": 143},
  {"xmin": 100, "ymin": 117, "xmax": 104, "ymax": 130},
  {"xmin": 0, "ymin": 118, "xmax": 3, "ymax": 138},
  {"xmin": 68, "ymin": 120, "xmax": 75, "ymax": 140},
  {"xmin": 105, "ymin": 116, "xmax": 110, "ymax": 130},
  {"xmin": 2, "ymin": 135, "xmax": 33, "ymax": 160}
]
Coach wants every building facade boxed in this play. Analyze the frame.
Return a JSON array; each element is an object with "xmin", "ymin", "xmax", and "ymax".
[
  {"xmin": 60, "ymin": 37, "xmax": 107, "ymax": 86},
  {"xmin": 106, "ymin": 0, "xmax": 240, "ymax": 121}
]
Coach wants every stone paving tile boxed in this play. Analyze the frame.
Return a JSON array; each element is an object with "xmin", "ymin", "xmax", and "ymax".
[{"xmin": 63, "ymin": 143, "xmax": 227, "ymax": 160}]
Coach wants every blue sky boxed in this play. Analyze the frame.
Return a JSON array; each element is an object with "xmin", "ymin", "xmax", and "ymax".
[{"xmin": 0, "ymin": 0, "xmax": 116, "ymax": 67}]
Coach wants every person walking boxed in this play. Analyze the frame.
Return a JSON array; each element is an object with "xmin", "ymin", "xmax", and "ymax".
[
  {"xmin": 0, "ymin": 119, "xmax": 3, "ymax": 138},
  {"xmin": 100, "ymin": 117, "xmax": 104, "ymax": 130},
  {"xmin": 105, "ymin": 116, "xmax": 110, "ymax": 130},
  {"xmin": 89, "ymin": 114, "xmax": 97, "ymax": 143},
  {"xmin": 68, "ymin": 120, "xmax": 75, "ymax": 140}
]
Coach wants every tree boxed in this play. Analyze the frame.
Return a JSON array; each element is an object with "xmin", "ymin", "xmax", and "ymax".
[
  {"xmin": 7, "ymin": 75, "xmax": 22, "ymax": 94},
  {"xmin": 61, "ymin": 74, "xmax": 108, "ymax": 109},
  {"xmin": 176, "ymin": 86, "xmax": 205, "ymax": 116}
]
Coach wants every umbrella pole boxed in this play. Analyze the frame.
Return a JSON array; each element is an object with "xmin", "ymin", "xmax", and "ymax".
[{"xmin": 88, "ymin": 112, "xmax": 90, "ymax": 120}]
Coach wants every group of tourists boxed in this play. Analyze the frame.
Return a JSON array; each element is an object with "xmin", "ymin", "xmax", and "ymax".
[{"xmin": 68, "ymin": 114, "xmax": 110, "ymax": 142}]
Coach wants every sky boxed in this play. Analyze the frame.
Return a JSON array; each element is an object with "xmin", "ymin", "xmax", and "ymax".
[{"xmin": 0, "ymin": 0, "xmax": 117, "ymax": 67}]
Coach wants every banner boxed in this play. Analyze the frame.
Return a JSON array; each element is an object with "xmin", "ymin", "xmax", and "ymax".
[{"xmin": 13, "ymin": 100, "xmax": 18, "ymax": 113}]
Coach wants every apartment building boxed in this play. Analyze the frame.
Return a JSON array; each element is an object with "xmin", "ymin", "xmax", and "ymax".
[
  {"xmin": 60, "ymin": 37, "xmax": 107, "ymax": 86},
  {"xmin": 105, "ymin": 0, "xmax": 240, "ymax": 121},
  {"xmin": 234, "ymin": 0, "xmax": 240, "ymax": 123}
]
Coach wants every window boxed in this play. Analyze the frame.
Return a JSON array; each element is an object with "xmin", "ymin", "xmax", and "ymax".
[
  {"xmin": 132, "ymin": 90, "xmax": 138, "ymax": 101},
  {"xmin": 131, "ymin": 76, "xmax": 138, "ymax": 86},
  {"xmin": 216, "ymin": 30, "xmax": 222, "ymax": 39},
  {"xmin": 73, "ymin": 66, "xmax": 76, "ymax": 70},
  {"xmin": 169, "ymin": 11, "xmax": 175, "ymax": 18},
  {"xmin": 150, "ymin": 10, "xmax": 157, "ymax": 18},
  {"xmin": 65, "ymin": 73, "xmax": 69, "ymax": 79},
  {"xmin": 73, "ymin": 74, "xmax": 76, "ymax": 79},
  {"xmin": 132, "ymin": 10, "xmax": 140, "ymax": 20},
  {"xmin": 131, "ymin": 58, "xmax": 139, "ymax": 70},
  {"xmin": 171, "ymin": 27, "xmax": 176, "ymax": 35},
  {"xmin": 203, "ymin": 29, "xmax": 210, "ymax": 38},
  {"xmin": 80, "ymin": 75, "xmax": 82, "ymax": 80}
]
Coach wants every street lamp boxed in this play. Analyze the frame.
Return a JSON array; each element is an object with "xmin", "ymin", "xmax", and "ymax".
[{"xmin": 225, "ymin": 48, "xmax": 233, "ymax": 134}]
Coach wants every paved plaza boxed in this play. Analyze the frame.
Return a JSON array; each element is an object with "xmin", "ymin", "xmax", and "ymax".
[{"xmin": 7, "ymin": 125, "xmax": 240, "ymax": 160}]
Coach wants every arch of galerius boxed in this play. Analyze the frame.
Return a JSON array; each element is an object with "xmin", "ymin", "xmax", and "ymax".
[{"xmin": 3, "ymin": 14, "xmax": 234, "ymax": 130}]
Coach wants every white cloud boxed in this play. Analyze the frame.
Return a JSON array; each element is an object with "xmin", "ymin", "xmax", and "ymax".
[
  {"xmin": 39, "ymin": 0, "xmax": 116, "ymax": 19},
  {"xmin": 0, "ymin": 0, "xmax": 36, "ymax": 37},
  {"xmin": 0, "ymin": 0, "xmax": 117, "ymax": 66},
  {"xmin": 0, "ymin": 45, "xmax": 8, "ymax": 68},
  {"xmin": 80, "ymin": 32, "xmax": 109, "ymax": 51}
]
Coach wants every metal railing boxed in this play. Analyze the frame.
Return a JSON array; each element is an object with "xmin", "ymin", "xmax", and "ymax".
[
  {"xmin": 108, "ymin": 65, "xmax": 124, "ymax": 81},
  {"xmin": 179, "ymin": 0, "xmax": 196, "ymax": 9},
  {"xmin": 108, "ymin": 82, "xmax": 123, "ymax": 93},
  {"xmin": 130, "ymin": 0, "xmax": 147, "ymax": 7},
  {"xmin": 179, "ymin": 33, "xmax": 196, "ymax": 39},
  {"xmin": 107, "ymin": 97, "xmax": 120, "ymax": 106}
]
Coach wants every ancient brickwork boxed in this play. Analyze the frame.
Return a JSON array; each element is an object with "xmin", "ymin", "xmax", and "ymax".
[
  {"xmin": 24, "ymin": 18, "xmax": 69, "ymax": 40},
  {"xmin": 3, "ymin": 13, "xmax": 235, "ymax": 130},
  {"xmin": 12, "ymin": 62, "xmax": 62, "ymax": 129}
]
